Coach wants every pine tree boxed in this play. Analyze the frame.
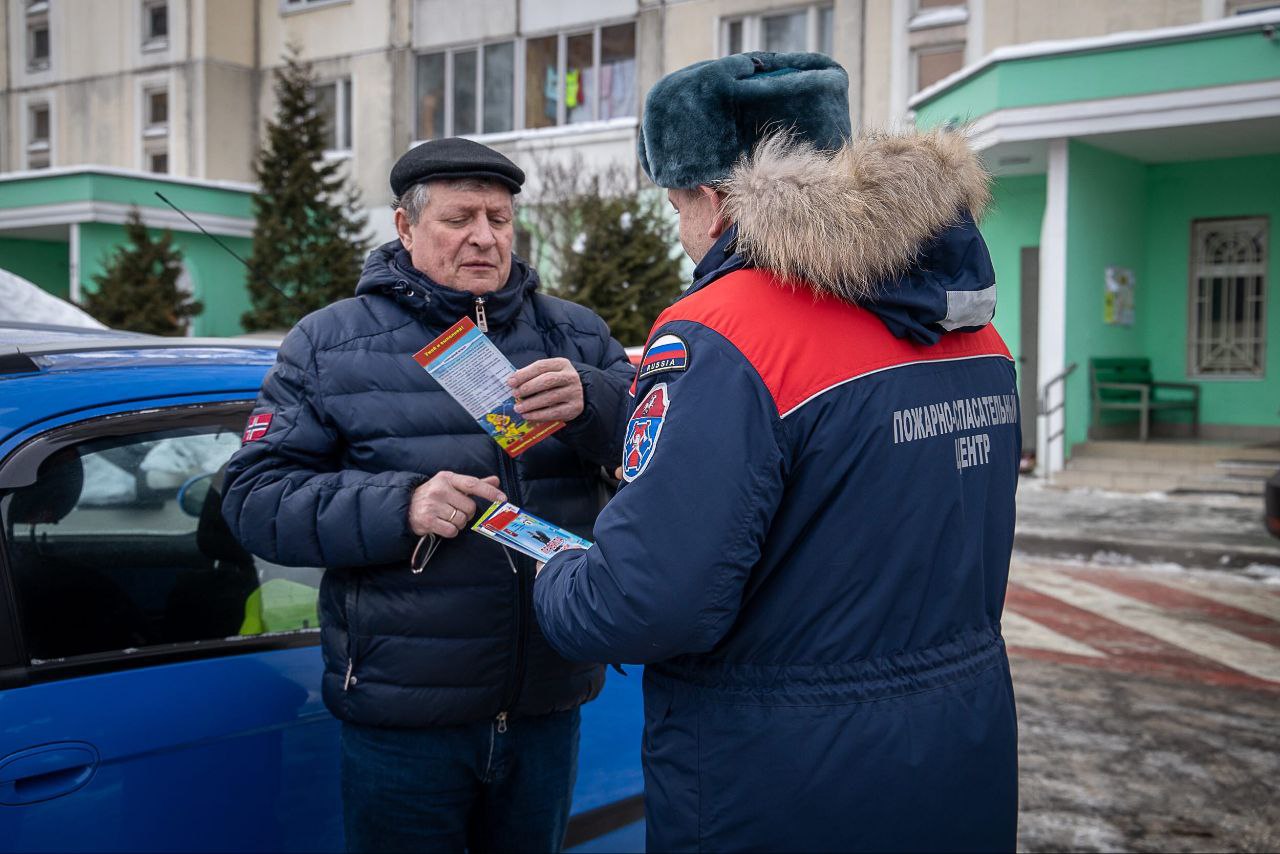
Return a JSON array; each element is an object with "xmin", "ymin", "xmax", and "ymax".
[
  {"xmin": 526, "ymin": 160, "xmax": 685, "ymax": 346},
  {"xmin": 81, "ymin": 208, "xmax": 202, "ymax": 336},
  {"xmin": 557, "ymin": 192, "xmax": 685, "ymax": 345},
  {"xmin": 243, "ymin": 44, "xmax": 369, "ymax": 331}
]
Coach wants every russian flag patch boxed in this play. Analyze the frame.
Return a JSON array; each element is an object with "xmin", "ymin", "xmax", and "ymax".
[
  {"xmin": 637, "ymin": 333, "xmax": 689, "ymax": 380},
  {"xmin": 242, "ymin": 412, "xmax": 274, "ymax": 443}
]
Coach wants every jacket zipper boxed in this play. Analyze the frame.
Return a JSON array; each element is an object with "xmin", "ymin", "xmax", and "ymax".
[
  {"xmin": 475, "ymin": 296, "xmax": 489, "ymax": 333},
  {"xmin": 343, "ymin": 575, "xmax": 363, "ymax": 690},
  {"xmin": 495, "ymin": 449, "xmax": 530, "ymax": 731}
]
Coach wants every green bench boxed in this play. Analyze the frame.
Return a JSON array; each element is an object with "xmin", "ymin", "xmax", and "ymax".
[{"xmin": 1090, "ymin": 357, "xmax": 1199, "ymax": 442}]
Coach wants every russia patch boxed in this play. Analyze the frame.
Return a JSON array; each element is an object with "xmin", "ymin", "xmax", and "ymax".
[
  {"xmin": 637, "ymin": 334, "xmax": 688, "ymax": 380},
  {"xmin": 622, "ymin": 383, "xmax": 669, "ymax": 482},
  {"xmin": 242, "ymin": 412, "xmax": 273, "ymax": 443}
]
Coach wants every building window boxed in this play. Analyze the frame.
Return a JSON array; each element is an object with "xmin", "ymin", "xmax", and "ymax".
[
  {"xmin": 1190, "ymin": 218, "xmax": 1269, "ymax": 378},
  {"xmin": 281, "ymin": 0, "xmax": 349, "ymax": 10},
  {"xmin": 143, "ymin": 0, "xmax": 169, "ymax": 50},
  {"xmin": 27, "ymin": 8, "xmax": 51, "ymax": 71},
  {"xmin": 314, "ymin": 78, "xmax": 353, "ymax": 153},
  {"xmin": 145, "ymin": 88, "xmax": 169, "ymax": 131},
  {"xmin": 416, "ymin": 24, "xmax": 635, "ymax": 141},
  {"xmin": 917, "ymin": 0, "xmax": 965, "ymax": 7},
  {"xmin": 912, "ymin": 43, "xmax": 965, "ymax": 93},
  {"xmin": 27, "ymin": 102, "xmax": 51, "ymax": 169},
  {"xmin": 721, "ymin": 5, "xmax": 834, "ymax": 56}
]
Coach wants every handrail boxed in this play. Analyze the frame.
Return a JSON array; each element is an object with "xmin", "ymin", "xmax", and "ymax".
[{"xmin": 1038, "ymin": 362, "xmax": 1077, "ymax": 484}]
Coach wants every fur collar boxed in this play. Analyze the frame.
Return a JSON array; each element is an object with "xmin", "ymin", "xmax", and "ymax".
[{"xmin": 719, "ymin": 129, "xmax": 991, "ymax": 303}]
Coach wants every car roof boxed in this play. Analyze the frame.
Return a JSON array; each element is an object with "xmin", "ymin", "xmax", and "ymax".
[{"xmin": 0, "ymin": 332, "xmax": 280, "ymax": 453}]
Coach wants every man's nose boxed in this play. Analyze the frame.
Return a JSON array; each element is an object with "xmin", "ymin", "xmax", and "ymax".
[{"xmin": 468, "ymin": 218, "xmax": 497, "ymax": 249}]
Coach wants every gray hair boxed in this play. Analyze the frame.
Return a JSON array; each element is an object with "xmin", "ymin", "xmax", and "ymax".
[{"xmin": 392, "ymin": 177, "xmax": 513, "ymax": 225}]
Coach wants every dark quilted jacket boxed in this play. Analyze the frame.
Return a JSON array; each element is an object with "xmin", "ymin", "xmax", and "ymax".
[{"xmin": 222, "ymin": 241, "xmax": 633, "ymax": 727}]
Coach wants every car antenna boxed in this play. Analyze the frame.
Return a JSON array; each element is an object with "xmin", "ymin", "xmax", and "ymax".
[{"xmin": 154, "ymin": 191, "xmax": 298, "ymax": 306}]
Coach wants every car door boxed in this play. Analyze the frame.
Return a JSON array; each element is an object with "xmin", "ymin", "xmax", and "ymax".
[{"xmin": 0, "ymin": 401, "xmax": 342, "ymax": 852}]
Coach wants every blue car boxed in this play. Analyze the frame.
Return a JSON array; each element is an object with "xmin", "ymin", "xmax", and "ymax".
[{"xmin": 0, "ymin": 324, "xmax": 642, "ymax": 852}]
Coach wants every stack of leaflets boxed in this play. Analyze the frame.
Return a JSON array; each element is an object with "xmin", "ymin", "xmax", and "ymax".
[{"xmin": 472, "ymin": 501, "xmax": 593, "ymax": 562}]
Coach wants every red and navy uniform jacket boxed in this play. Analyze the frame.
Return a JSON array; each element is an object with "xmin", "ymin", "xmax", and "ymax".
[{"xmin": 534, "ymin": 225, "xmax": 1021, "ymax": 851}]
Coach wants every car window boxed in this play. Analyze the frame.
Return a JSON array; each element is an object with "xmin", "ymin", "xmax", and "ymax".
[{"xmin": 1, "ymin": 421, "xmax": 321, "ymax": 664}]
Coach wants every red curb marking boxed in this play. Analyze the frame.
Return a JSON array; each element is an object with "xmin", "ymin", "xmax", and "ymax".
[
  {"xmin": 1058, "ymin": 569, "xmax": 1280, "ymax": 649},
  {"xmin": 1004, "ymin": 582, "xmax": 1275, "ymax": 691}
]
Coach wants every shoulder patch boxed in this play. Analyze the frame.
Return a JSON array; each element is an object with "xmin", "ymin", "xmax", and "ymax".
[
  {"xmin": 637, "ymin": 333, "xmax": 689, "ymax": 380},
  {"xmin": 242, "ymin": 412, "xmax": 274, "ymax": 443},
  {"xmin": 622, "ymin": 383, "xmax": 670, "ymax": 482}
]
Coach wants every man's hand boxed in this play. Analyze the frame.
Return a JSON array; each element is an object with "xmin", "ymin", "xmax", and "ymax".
[
  {"xmin": 509, "ymin": 358, "xmax": 584, "ymax": 423},
  {"xmin": 409, "ymin": 472, "xmax": 506, "ymax": 538}
]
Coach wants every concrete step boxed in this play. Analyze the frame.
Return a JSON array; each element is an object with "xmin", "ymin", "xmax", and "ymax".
[
  {"xmin": 1070, "ymin": 440, "xmax": 1280, "ymax": 465},
  {"xmin": 1065, "ymin": 456, "xmax": 1223, "ymax": 476},
  {"xmin": 1051, "ymin": 470, "xmax": 1183, "ymax": 492}
]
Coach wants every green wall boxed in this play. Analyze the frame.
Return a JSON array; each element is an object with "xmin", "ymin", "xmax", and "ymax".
[
  {"xmin": 0, "ymin": 173, "xmax": 253, "ymax": 219},
  {"xmin": 1145, "ymin": 153, "xmax": 1280, "ymax": 428},
  {"xmin": 78, "ymin": 222, "xmax": 254, "ymax": 337},
  {"xmin": 1063, "ymin": 142, "xmax": 1150, "ymax": 447},
  {"xmin": 981, "ymin": 174, "xmax": 1046, "ymax": 362},
  {"xmin": 916, "ymin": 28, "xmax": 1280, "ymax": 129},
  {"xmin": 0, "ymin": 237, "xmax": 70, "ymax": 298}
]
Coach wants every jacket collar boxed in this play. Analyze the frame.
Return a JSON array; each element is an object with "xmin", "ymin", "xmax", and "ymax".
[{"xmin": 356, "ymin": 240, "xmax": 537, "ymax": 330}]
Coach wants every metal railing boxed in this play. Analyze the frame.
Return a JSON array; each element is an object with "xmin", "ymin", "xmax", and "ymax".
[{"xmin": 1038, "ymin": 362, "xmax": 1077, "ymax": 484}]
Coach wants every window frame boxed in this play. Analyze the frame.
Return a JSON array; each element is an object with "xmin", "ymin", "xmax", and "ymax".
[
  {"xmin": 910, "ymin": 40, "xmax": 966, "ymax": 96},
  {"xmin": 25, "ymin": 100, "xmax": 52, "ymax": 170},
  {"xmin": 1187, "ymin": 215, "xmax": 1269, "ymax": 380},
  {"xmin": 414, "ymin": 18, "xmax": 637, "ymax": 143},
  {"xmin": 719, "ymin": 3, "xmax": 833, "ymax": 56},
  {"xmin": 314, "ymin": 76, "xmax": 353, "ymax": 156},
  {"xmin": 0, "ymin": 400, "xmax": 322, "ymax": 690},
  {"xmin": 27, "ymin": 13, "xmax": 51, "ymax": 72},
  {"xmin": 142, "ymin": 0, "xmax": 169, "ymax": 51}
]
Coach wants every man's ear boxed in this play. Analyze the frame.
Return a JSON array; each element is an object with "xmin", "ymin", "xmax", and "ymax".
[
  {"xmin": 394, "ymin": 208, "xmax": 413, "ymax": 251},
  {"xmin": 699, "ymin": 185, "xmax": 729, "ymax": 240}
]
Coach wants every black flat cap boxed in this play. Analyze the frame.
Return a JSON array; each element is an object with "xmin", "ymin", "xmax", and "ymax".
[{"xmin": 391, "ymin": 137, "xmax": 525, "ymax": 197}]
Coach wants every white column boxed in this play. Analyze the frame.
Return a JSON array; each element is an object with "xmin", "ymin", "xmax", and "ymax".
[
  {"xmin": 965, "ymin": 0, "xmax": 985, "ymax": 66},
  {"xmin": 69, "ymin": 222, "xmax": 81, "ymax": 304},
  {"xmin": 889, "ymin": 0, "xmax": 910, "ymax": 124},
  {"xmin": 1037, "ymin": 138, "xmax": 1069, "ymax": 476}
]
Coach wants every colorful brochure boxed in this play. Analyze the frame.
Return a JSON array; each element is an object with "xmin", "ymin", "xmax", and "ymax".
[
  {"xmin": 413, "ymin": 317, "xmax": 564, "ymax": 457},
  {"xmin": 472, "ymin": 501, "xmax": 593, "ymax": 562}
]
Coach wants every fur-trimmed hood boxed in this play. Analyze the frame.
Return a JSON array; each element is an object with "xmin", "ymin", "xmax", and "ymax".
[{"xmin": 718, "ymin": 129, "xmax": 997, "ymax": 342}]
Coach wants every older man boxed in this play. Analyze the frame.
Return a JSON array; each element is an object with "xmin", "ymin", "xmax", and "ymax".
[
  {"xmin": 222, "ymin": 138, "xmax": 634, "ymax": 852},
  {"xmin": 534, "ymin": 53, "xmax": 1020, "ymax": 851}
]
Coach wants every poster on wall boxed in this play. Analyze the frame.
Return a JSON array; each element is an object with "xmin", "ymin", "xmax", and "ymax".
[{"xmin": 1104, "ymin": 266, "xmax": 1135, "ymax": 327}]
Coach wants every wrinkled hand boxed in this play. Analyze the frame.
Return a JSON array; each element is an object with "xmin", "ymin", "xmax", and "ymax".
[
  {"xmin": 509, "ymin": 359, "xmax": 584, "ymax": 423},
  {"xmin": 409, "ymin": 472, "xmax": 506, "ymax": 538}
]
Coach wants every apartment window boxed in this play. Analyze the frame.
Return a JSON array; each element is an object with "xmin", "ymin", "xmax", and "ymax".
[
  {"xmin": 315, "ymin": 78, "xmax": 353, "ymax": 153},
  {"xmin": 913, "ymin": 43, "xmax": 965, "ymax": 93},
  {"xmin": 143, "ymin": 0, "xmax": 169, "ymax": 50},
  {"xmin": 145, "ymin": 88, "xmax": 169, "ymax": 131},
  {"xmin": 1189, "ymin": 218, "xmax": 1269, "ymax": 378},
  {"xmin": 416, "ymin": 23, "xmax": 635, "ymax": 141},
  {"xmin": 27, "ymin": 8, "xmax": 50, "ymax": 71},
  {"xmin": 27, "ymin": 102, "xmax": 51, "ymax": 169},
  {"xmin": 721, "ymin": 5, "xmax": 834, "ymax": 56}
]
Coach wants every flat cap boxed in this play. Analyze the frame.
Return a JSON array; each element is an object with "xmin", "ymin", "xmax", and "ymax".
[
  {"xmin": 391, "ymin": 137, "xmax": 525, "ymax": 197},
  {"xmin": 638, "ymin": 51, "xmax": 851, "ymax": 189}
]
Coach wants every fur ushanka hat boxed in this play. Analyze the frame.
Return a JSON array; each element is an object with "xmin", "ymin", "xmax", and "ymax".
[{"xmin": 637, "ymin": 51, "xmax": 851, "ymax": 189}]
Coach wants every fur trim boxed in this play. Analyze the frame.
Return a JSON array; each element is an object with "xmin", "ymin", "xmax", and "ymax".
[{"xmin": 719, "ymin": 129, "xmax": 991, "ymax": 303}]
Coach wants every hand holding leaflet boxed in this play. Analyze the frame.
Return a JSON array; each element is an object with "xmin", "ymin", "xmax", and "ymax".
[
  {"xmin": 413, "ymin": 317, "xmax": 564, "ymax": 457},
  {"xmin": 472, "ymin": 501, "xmax": 593, "ymax": 562}
]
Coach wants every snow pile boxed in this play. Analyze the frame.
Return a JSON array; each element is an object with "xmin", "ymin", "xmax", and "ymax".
[{"xmin": 0, "ymin": 268, "xmax": 106, "ymax": 329}]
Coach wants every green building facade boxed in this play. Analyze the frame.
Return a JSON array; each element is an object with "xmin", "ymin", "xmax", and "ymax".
[
  {"xmin": 0, "ymin": 168, "xmax": 256, "ymax": 338},
  {"xmin": 912, "ymin": 12, "xmax": 1280, "ymax": 472}
]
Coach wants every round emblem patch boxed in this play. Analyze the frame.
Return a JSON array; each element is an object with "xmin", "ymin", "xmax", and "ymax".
[{"xmin": 622, "ymin": 383, "xmax": 670, "ymax": 482}]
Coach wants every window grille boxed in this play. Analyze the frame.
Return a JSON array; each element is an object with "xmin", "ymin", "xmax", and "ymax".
[{"xmin": 1189, "ymin": 217, "xmax": 1268, "ymax": 378}]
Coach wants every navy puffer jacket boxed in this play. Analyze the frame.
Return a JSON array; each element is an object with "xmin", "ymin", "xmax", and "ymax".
[{"xmin": 222, "ymin": 241, "xmax": 633, "ymax": 728}]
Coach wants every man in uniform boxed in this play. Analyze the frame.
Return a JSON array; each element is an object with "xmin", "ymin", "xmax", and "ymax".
[{"xmin": 533, "ymin": 52, "xmax": 1020, "ymax": 851}]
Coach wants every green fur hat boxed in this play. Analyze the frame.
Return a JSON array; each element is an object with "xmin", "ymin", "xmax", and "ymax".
[{"xmin": 638, "ymin": 51, "xmax": 851, "ymax": 190}]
